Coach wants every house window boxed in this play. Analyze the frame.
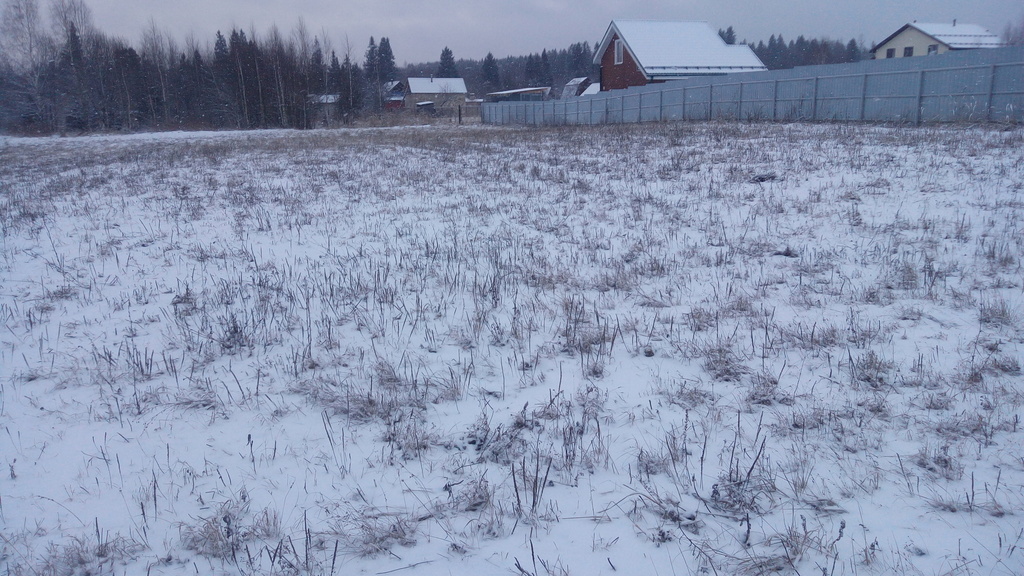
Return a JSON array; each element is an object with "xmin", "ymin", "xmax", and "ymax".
[
  {"xmin": 614, "ymin": 39, "xmax": 624, "ymax": 65},
  {"xmin": 903, "ymin": 46, "xmax": 914, "ymax": 57},
  {"xmin": 928, "ymin": 44, "xmax": 939, "ymax": 55},
  {"xmin": 885, "ymin": 48, "xmax": 895, "ymax": 58}
]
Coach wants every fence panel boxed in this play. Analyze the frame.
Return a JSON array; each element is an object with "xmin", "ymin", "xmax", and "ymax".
[
  {"xmin": 481, "ymin": 47, "xmax": 1024, "ymax": 126},
  {"xmin": 739, "ymin": 81, "xmax": 774, "ymax": 120},
  {"xmin": 992, "ymin": 62, "xmax": 1024, "ymax": 122}
]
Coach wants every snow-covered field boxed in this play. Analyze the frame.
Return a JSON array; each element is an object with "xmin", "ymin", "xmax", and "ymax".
[{"xmin": 1, "ymin": 123, "xmax": 1022, "ymax": 576}]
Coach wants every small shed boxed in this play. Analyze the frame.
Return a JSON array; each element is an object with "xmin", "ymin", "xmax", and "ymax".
[
  {"xmin": 870, "ymin": 21, "xmax": 1003, "ymax": 59},
  {"xmin": 560, "ymin": 77, "xmax": 593, "ymax": 99},
  {"xmin": 307, "ymin": 94, "xmax": 341, "ymax": 126}
]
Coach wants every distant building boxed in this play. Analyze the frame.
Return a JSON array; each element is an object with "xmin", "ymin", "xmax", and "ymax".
[
  {"xmin": 486, "ymin": 87, "xmax": 551, "ymax": 102},
  {"xmin": 307, "ymin": 94, "xmax": 340, "ymax": 126},
  {"xmin": 403, "ymin": 77, "xmax": 468, "ymax": 110},
  {"xmin": 560, "ymin": 77, "xmax": 593, "ymax": 99},
  {"xmin": 871, "ymin": 21, "xmax": 1003, "ymax": 59},
  {"xmin": 382, "ymin": 81, "xmax": 406, "ymax": 110},
  {"xmin": 593, "ymin": 20, "xmax": 766, "ymax": 91}
]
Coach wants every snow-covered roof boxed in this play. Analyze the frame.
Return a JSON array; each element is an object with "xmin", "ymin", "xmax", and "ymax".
[
  {"xmin": 406, "ymin": 77, "xmax": 467, "ymax": 94},
  {"xmin": 561, "ymin": 77, "xmax": 592, "ymax": 99},
  {"xmin": 308, "ymin": 94, "xmax": 340, "ymax": 104},
  {"xmin": 487, "ymin": 87, "xmax": 550, "ymax": 96},
  {"xmin": 909, "ymin": 22, "xmax": 1002, "ymax": 49},
  {"xmin": 594, "ymin": 20, "xmax": 766, "ymax": 77}
]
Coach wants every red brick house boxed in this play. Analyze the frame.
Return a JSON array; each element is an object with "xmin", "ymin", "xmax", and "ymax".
[{"xmin": 594, "ymin": 21, "xmax": 766, "ymax": 91}]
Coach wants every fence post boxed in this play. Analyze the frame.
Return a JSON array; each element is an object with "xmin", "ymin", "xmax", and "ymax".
[
  {"xmin": 659, "ymin": 89, "xmax": 664, "ymax": 121},
  {"xmin": 985, "ymin": 64, "xmax": 996, "ymax": 122},
  {"xmin": 682, "ymin": 86, "xmax": 687, "ymax": 120},
  {"xmin": 811, "ymin": 77, "xmax": 818, "ymax": 120},
  {"xmin": 708, "ymin": 84, "xmax": 714, "ymax": 120},
  {"xmin": 915, "ymin": 69, "xmax": 925, "ymax": 125},
  {"xmin": 741, "ymin": 81, "xmax": 749, "ymax": 120},
  {"xmin": 772, "ymin": 80, "xmax": 778, "ymax": 121},
  {"xmin": 859, "ymin": 73, "xmax": 868, "ymax": 121}
]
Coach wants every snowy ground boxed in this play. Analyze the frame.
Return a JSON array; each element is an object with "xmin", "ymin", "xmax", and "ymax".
[{"xmin": 1, "ymin": 123, "xmax": 1022, "ymax": 576}]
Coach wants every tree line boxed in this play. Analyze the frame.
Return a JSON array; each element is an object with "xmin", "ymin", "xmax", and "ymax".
[
  {"xmin": 718, "ymin": 26, "xmax": 864, "ymax": 68},
  {"xmin": 0, "ymin": 0, "xmax": 405, "ymax": 132}
]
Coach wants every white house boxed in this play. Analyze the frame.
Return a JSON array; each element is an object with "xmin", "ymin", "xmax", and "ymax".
[{"xmin": 871, "ymin": 21, "xmax": 1003, "ymax": 59}]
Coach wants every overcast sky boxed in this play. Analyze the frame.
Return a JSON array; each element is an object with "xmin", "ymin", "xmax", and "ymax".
[{"xmin": 84, "ymin": 0, "xmax": 1023, "ymax": 63}]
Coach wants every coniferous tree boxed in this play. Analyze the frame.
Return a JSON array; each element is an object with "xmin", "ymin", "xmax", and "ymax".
[
  {"xmin": 718, "ymin": 26, "xmax": 736, "ymax": 45},
  {"xmin": 44, "ymin": 21, "xmax": 84, "ymax": 132},
  {"xmin": 363, "ymin": 36, "xmax": 381, "ymax": 110},
  {"xmin": 327, "ymin": 51, "xmax": 341, "ymax": 93},
  {"xmin": 308, "ymin": 38, "xmax": 326, "ymax": 94},
  {"xmin": 567, "ymin": 41, "xmax": 593, "ymax": 77},
  {"xmin": 523, "ymin": 53, "xmax": 538, "ymax": 86},
  {"xmin": 339, "ymin": 53, "xmax": 362, "ymax": 117},
  {"xmin": 538, "ymin": 50, "xmax": 553, "ymax": 87},
  {"xmin": 111, "ymin": 42, "xmax": 146, "ymax": 129},
  {"xmin": 436, "ymin": 46, "xmax": 458, "ymax": 77},
  {"xmin": 210, "ymin": 30, "xmax": 237, "ymax": 125},
  {"xmin": 377, "ymin": 37, "xmax": 396, "ymax": 82},
  {"xmin": 845, "ymin": 39, "xmax": 862, "ymax": 63},
  {"xmin": 480, "ymin": 52, "xmax": 500, "ymax": 93}
]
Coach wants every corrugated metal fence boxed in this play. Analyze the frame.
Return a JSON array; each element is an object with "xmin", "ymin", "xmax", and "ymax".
[{"xmin": 482, "ymin": 47, "xmax": 1024, "ymax": 125}]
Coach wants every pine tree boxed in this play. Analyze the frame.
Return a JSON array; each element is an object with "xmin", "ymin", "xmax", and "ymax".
[
  {"xmin": 538, "ymin": 50, "xmax": 553, "ymax": 87},
  {"xmin": 363, "ymin": 37, "xmax": 381, "ymax": 110},
  {"xmin": 436, "ymin": 46, "xmax": 459, "ymax": 77},
  {"xmin": 523, "ymin": 54, "xmax": 538, "ymax": 86},
  {"xmin": 480, "ymin": 52, "xmax": 500, "ymax": 93},
  {"xmin": 46, "ymin": 21, "xmax": 85, "ymax": 133},
  {"xmin": 845, "ymin": 39, "xmax": 862, "ymax": 63},
  {"xmin": 210, "ymin": 30, "xmax": 236, "ymax": 125},
  {"xmin": 567, "ymin": 42, "xmax": 593, "ymax": 77},
  {"xmin": 718, "ymin": 26, "xmax": 736, "ymax": 45},
  {"xmin": 309, "ymin": 38, "xmax": 325, "ymax": 94},
  {"xmin": 339, "ymin": 54, "xmax": 363, "ymax": 117},
  {"xmin": 327, "ymin": 51, "xmax": 342, "ymax": 94},
  {"xmin": 377, "ymin": 37, "xmax": 396, "ymax": 82}
]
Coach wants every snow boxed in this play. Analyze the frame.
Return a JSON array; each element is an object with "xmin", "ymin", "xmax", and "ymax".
[
  {"xmin": 911, "ymin": 23, "xmax": 1004, "ymax": 49},
  {"xmin": 406, "ymin": 77, "xmax": 468, "ymax": 95},
  {"xmin": 1, "ymin": 122, "xmax": 1023, "ymax": 575}
]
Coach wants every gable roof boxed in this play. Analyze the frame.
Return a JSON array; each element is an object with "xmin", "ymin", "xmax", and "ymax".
[
  {"xmin": 872, "ymin": 22, "xmax": 1003, "ymax": 52},
  {"xmin": 406, "ymin": 77, "xmax": 467, "ymax": 94},
  {"xmin": 593, "ymin": 20, "xmax": 766, "ymax": 77}
]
